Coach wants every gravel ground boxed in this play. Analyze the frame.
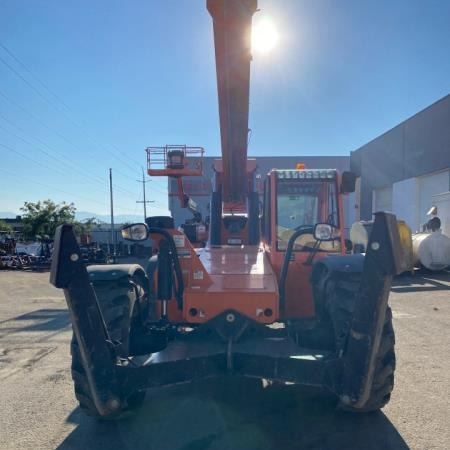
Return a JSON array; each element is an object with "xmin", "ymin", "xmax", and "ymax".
[{"xmin": 0, "ymin": 270, "xmax": 449, "ymax": 450}]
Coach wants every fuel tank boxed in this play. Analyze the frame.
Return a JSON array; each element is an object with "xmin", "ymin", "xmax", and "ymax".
[{"xmin": 412, "ymin": 231, "xmax": 450, "ymax": 271}]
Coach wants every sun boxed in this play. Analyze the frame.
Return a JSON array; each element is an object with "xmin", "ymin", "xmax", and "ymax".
[{"xmin": 252, "ymin": 17, "xmax": 279, "ymax": 54}]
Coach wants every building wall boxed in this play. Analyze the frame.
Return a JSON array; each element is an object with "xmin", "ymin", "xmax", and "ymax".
[
  {"xmin": 373, "ymin": 169, "xmax": 450, "ymax": 232},
  {"xmin": 351, "ymin": 94, "xmax": 450, "ymax": 228},
  {"xmin": 1, "ymin": 217, "xmax": 23, "ymax": 233},
  {"xmin": 392, "ymin": 178, "xmax": 419, "ymax": 230},
  {"xmin": 169, "ymin": 155, "xmax": 356, "ymax": 234}
]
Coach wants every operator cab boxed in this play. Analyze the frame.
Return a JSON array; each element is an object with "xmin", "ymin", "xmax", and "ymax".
[
  {"xmin": 263, "ymin": 169, "xmax": 343, "ymax": 253},
  {"xmin": 277, "ymin": 169, "xmax": 340, "ymax": 252},
  {"xmin": 262, "ymin": 168, "xmax": 354, "ymax": 317}
]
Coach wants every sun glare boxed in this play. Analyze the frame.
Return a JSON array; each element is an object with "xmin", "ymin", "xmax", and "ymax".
[{"xmin": 252, "ymin": 17, "xmax": 279, "ymax": 54}]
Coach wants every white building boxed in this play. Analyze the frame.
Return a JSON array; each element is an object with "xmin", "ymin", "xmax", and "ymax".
[{"xmin": 351, "ymin": 94, "xmax": 450, "ymax": 234}]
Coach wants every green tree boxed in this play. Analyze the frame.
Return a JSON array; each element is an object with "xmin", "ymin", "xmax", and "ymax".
[
  {"xmin": 21, "ymin": 200, "xmax": 76, "ymax": 239},
  {"xmin": 0, "ymin": 220, "xmax": 12, "ymax": 233},
  {"xmin": 72, "ymin": 217, "xmax": 100, "ymax": 236}
]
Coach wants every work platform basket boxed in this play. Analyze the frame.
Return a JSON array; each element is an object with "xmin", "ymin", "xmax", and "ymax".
[{"xmin": 146, "ymin": 145, "xmax": 204, "ymax": 177}]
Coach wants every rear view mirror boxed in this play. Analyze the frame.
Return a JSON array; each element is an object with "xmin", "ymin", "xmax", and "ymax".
[
  {"xmin": 121, "ymin": 223, "xmax": 149, "ymax": 241},
  {"xmin": 341, "ymin": 171, "xmax": 356, "ymax": 194}
]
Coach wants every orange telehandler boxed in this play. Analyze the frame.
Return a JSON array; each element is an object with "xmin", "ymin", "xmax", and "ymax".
[{"xmin": 50, "ymin": 0, "xmax": 402, "ymax": 418}]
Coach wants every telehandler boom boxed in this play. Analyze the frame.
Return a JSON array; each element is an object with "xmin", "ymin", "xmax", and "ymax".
[{"xmin": 50, "ymin": 0, "xmax": 402, "ymax": 418}]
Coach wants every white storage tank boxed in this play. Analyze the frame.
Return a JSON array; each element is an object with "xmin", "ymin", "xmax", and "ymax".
[
  {"xmin": 431, "ymin": 191, "xmax": 450, "ymax": 237},
  {"xmin": 412, "ymin": 231, "xmax": 450, "ymax": 271},
  {"xmin": 349, "ymin": 221, "xmax": 373, "ymax": 253}
]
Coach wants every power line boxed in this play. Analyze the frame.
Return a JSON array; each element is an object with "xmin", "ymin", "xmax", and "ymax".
[
  {"xmin": 136, "ymin": 167, "xmax": 155, "ymax": 220},
  {"xmin": 109, "ymin": 168, "xmax": 117, "ymax": 257},
  {"xmin": 0, "ymin": 87, "xmax": 78, "ymax": 150},
  {"xmin": 0, "ymin": 43, "xmax": 169, "ymax": 206},
  {"xmin": 0, "ymin": 166, "xmax": 109, "ymax": 209},
  {"xmin": 0, "ymin": 54, "xmax": 54, "ymax": 109},
  {"xmin": 1, "ymin": 40, "xmax": 158, "ymax": 177},
  {"xmin": 0, "ymin": 142, "xmax": 141, "ymax": 212},
  {"xmin": 0, "ymin": 112, "xmax": 107, "ymax": 182},
  {"xmin": 0, "ymin": 166, "xmax": 169, "ymax": 214},
  {"xmin": 0, "ymin": 93, "xmax": 142, "ymax": 197},
  {"xmin": 133, "ymin": 188, "xmax": 142, "ymax": 216},
  {"xmin": 0, "ymin": 123, "xmax": 108, "ymax": 193},
  {"xmin": 0, "ymin": 42, "xmax": 75, "ymax": 113},
  {"xmin": 0, "ymin": 141, "xmax": 70, "ymax": 179},
  {"xmin": 0, "ymin": 130, "xmax": 166, "ymax": 214},
  {"xmin": 0, "ymin": 42, "xmax": 170, "ymax": 190},
  {"xmin": 0, "ymin": 121, "xmax": 165, "ymax": 210},
  {"xmin": 0, "ymin": 46, "xmax": 169, "ymax": 190},
  {"xmin": 0, "ymin": 118, "xmax": 142, "ymax": 202},
  {"xmin": 0, "ymin": 86, "xmax": 161, "ymax": 199},
  {"xmin": 0, "ymin": 44, "xmax": 143, "ymax": 176}
]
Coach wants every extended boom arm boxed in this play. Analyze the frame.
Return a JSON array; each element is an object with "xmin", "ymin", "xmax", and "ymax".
[{"xmin": 207, "ymin": 0, "xmax": 257, "ymax": 204}]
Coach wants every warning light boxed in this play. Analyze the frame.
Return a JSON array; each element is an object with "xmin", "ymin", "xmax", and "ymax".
[{"xmin": 296, "ymin": 163, "xmax": 306, "ymax": 170}]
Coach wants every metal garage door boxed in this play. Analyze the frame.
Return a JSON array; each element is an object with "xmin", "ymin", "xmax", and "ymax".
[
  {"xmin": 373, "ymin": 186, "xmax": 393, "ymax": 213},
  {"xmin": 419, "ymin": 170, "xmax": 450, "ymax": 227}
]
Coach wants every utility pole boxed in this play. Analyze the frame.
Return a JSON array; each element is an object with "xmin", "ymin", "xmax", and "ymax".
[
  {"xmin": 136, "ymin": 167, "xmax": 155, "ymax": 221},
  {"xmin": 109, "ymin": 168, "xmax": 116, "ymax": 261}
]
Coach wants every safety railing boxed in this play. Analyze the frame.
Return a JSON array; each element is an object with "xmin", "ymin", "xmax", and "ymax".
[{"xmin": 146, "ymin": 145, "xmax": 204, "ymax": 177}]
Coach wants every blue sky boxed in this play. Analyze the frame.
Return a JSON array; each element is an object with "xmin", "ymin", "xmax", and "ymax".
[{"xmin": 1, "ymin": 0, "xmax": 449, "ymax": 217}]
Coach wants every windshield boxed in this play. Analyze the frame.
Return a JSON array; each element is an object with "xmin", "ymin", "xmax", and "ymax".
[{"xmin": 276, "ymin": 179, "xmax": 340, "ymax": 251}]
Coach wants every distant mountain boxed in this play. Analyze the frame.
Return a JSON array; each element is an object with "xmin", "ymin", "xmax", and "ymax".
[
  {"xmin": 75, "ymin": 211, "xmax": 169, "ymax": 224},
  {"xmin": 0, "ymin": 212, "xmax": 18, "ymax": 219}
]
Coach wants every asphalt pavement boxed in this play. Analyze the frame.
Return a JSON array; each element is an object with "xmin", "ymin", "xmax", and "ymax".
[{"xmin": 0, "ymin": 270, "xmax": 449, "ymax": 450}]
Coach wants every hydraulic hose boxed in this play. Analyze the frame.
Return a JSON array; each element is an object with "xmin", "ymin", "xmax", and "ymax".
[{"xmin": 148, "ymin": 227, "xmax": 184, "ymax": 310}]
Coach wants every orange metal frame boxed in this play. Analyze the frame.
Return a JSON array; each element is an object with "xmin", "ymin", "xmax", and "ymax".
[
  {"xmin": 149, "ymin": 229, "xmax": 279, "ymax": 324},
  {"xmin": 264, "ymin": 170, "xmax": 346, "ymax": 319},
  {"xmin": 213, "ymin": 158, "xmax": 258, "ymax": 245},
  {"xmin": 150, "ymin": 168, "xmax": 348, "ymax": 324}
]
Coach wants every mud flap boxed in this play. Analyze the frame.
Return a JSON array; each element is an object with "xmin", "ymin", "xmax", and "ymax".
[
  {"xmin": 340, "ymin": 212, "xmax": 403, "ymax": 409},
  {"xmin": 50, "ymin": 224, "xmax": 123, "ymax": 417}
]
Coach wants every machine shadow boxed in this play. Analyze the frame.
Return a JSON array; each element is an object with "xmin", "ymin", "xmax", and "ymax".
[
  {"xmin": 391, "ymin": 272, "xmax": 450, "ymax": 293},
  {"xmin": 0, "ymin": 308, "xmax": 70, "ymax": 332},
  {"xmin": 57, "ymin": 379, "xmax": 410, "ymax": 450}
]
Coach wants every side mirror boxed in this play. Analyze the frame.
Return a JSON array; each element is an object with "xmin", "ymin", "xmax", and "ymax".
[
  {"xmin": 121, "ymin": 223, "xmax": 149, "ymax": 241},
  {"xmin": 314, "ymin": 223, "xmax": 334, "ymax": 241},
  {"xmin": 341, "ymin": 171, "xmax": 356, "ymax": 194}
]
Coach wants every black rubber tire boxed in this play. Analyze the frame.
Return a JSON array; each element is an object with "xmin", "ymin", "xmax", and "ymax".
[
  {"xmin": 315, "ymin": 270, "xmax": 396, "ymax": 412},
  {"xmin": 339, "ymin": 307, "xmax": 395, "ymax": 412},
  {"xmin": 70, "ymin": 337, "xmax": 146, "ymax": 419},
  {"xmin": 70, "ymin": 273, "xmax": 148, "ymax": 419}
]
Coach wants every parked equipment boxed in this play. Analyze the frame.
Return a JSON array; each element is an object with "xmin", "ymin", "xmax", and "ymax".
[
  {"xmin": 412, "ymin": 231, "xmax": 450, "ymax": 271},
  {"xmin": 147, "ymin": 145, "xmax": 208, "ymax": 247},
  {"xmin": 349, "ymin": 220, "xmax": 373, "ymax": 254},
  {"xmin": 351, "ymin": 219, "xmax": 414, "ymax": 273},
  {"xmin": 50, "ymin": 0, "xmax": 402, "ymax": 419},
  {"xmin": 0, "ymin": 234, "xmax": 53, "ymax": 271},
  {"xmin": 431, "ymin": 192, "xmax": 450, "ymax": 237}
]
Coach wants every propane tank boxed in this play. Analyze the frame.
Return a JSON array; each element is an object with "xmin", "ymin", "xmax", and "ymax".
[
  {"xmin": 412, "ymin": 231, "xmax": 450, "ymax": 271},
  {"xmin": 350, "ymin": 221, "xmax": 373, "ymax": 253},
  {"xmin": 397, "ymin": 220, "xmax": 414, "ymax": 272},
  {"xmin": 351, "ymin": 219, "xmax": 414, "ymax": 273}
]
